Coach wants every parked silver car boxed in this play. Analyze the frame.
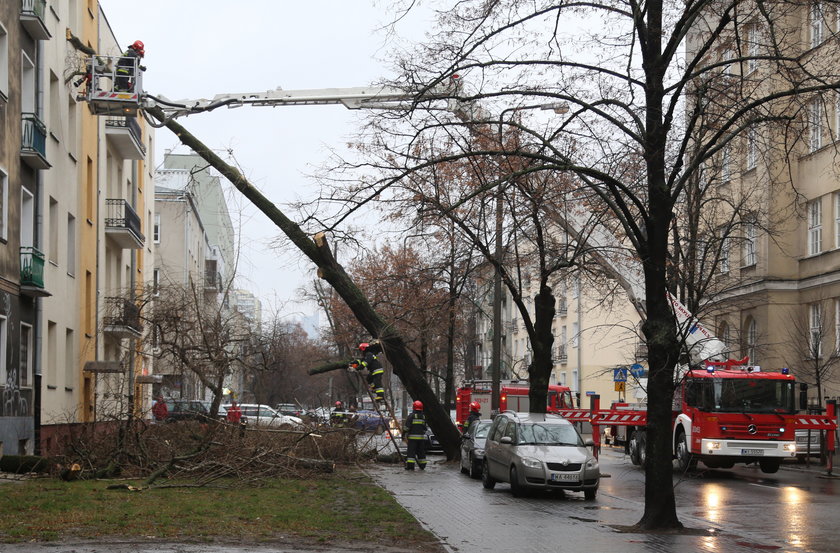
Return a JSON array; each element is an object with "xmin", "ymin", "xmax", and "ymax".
[
  {"xmin": 482, "ymin": 411, "xmax": 600, "ymax": 499},
  {"xmin": 223, "ymin": 404, "xmax": 303, "ymax": 428},
  {"xmin": 460, "ymin": 419, "xmax": 492, "ymax": 479}
]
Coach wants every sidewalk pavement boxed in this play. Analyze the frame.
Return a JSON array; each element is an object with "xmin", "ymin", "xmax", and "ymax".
[{"xmin": 366, "ymin": 448, "xmax": 836, "ymax": 553}]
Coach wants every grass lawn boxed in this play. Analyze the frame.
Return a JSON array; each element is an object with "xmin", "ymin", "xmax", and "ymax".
[{"xmin": 0, "ymin": 467, "xmax": 442, "ymax": 550}]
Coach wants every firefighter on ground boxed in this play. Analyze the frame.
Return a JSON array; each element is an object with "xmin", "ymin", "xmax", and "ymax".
[
  {"xmin": 358, "ymin": 342, "xmax": 385, "ymax": 403},
  {"xmin": 115, "ymin": 40, "xmax": 145, "ymax": 92},
  {"xmin": 462, "ymin": 401, "xmax": 481, "ymax": 434},
  {"xmin": 331, "ymin": 400, "xmax": 347, "ymax": 426},
  {"xmin": 404, "ymin": 400, "xmax": 428, "ymax": 471}
]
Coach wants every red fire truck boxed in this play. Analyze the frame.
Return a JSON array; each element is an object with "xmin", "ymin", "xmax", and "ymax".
[
  {"xmin": 555, "ymin": 359, "xmax": 837, "ymax": 474},
  {"xmin": 455, "ymin": 380, "xmax": 575, "ymax": 426}
]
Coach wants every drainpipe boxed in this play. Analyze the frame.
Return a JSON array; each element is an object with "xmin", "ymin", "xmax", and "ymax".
[
  {"xmin": 577, "ymin": 273, "xmax": 582, "ymax": 400},
  {"xmin": 33, "ymin": 39, "xmax": 45, "ymax": 455}
]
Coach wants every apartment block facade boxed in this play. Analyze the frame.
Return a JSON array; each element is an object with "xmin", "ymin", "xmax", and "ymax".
[{"xmin": 0, "ymin": 1, "xmax": 155, "ymax": 456}]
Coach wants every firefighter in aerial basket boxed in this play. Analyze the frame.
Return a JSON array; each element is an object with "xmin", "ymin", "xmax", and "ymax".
[
  {"xmin": 358, "ymin": 342, "xmax": 385, "ymax": 403},
  {"xmin": 404, "ymin": 400, "xmax": 428, "ymax": 471}
]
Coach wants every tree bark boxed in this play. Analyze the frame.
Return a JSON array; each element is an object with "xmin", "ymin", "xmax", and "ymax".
[{"xmin": 146, "ymin": 107, "xmax": 462, "ymax": 459}]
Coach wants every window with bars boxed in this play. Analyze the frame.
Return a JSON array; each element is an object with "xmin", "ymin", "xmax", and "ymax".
[
  {"xmin": 746, "ymin": 126, "xmax": 757, "ymax": 170},
  {"xmin": 810, "ymin": 3, "xmax": 825, "ymax": 48}
]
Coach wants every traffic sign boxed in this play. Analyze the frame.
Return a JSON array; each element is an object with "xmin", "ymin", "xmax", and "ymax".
[
  {"xmin": 614, "ymin": 382, "xmax": 626, "ymax": 392},
  {"xmin": 630, "ymin": 364, "xmax": 646, "ymax": 378},
  {"xmin": 613, "ymin": 367, "xmax": 628, "ymax": 382}
]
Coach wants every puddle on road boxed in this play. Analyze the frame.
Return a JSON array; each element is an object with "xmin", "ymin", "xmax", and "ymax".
[{"xmin": 568, "ymin": 515, "xmax": 600, "ymax": 523}]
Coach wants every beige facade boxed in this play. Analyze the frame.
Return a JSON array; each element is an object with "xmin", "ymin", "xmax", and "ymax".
[
  {"xmin": 691, "ymin": 4, "xmax": 840, "ymax": 406},
  {"xmin": 473, "ymin": 268, "xmax": 640, "ymax": 408}
]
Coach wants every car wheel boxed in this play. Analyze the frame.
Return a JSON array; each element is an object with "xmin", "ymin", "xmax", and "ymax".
[
  {"xmin": 584, "ymin": 487, "xmax": 597, "ymax": 500},
  {"xmin": 759, "ymin": 458, "xmax": 781, "ymax": 474},
  {"xmin": 460, "ymin": 454, "xmax": 469, "ymax": 474},
  {"xmin": 482, "ymin": 460, "xmax": 496, "ymax": 489},
  {"xmin": 469, "ymin": 455, "xmax": 482, "ymax": 479},
  {"xmin": 675, "ymin": 430, "xmax": 697, "ymax": 472},
  {"xmin": 509, "ymin": 466, "xmax": 523, "ymax": 497},
  {"xmin": 631, "ymin": 430, "xmax": 647, "ymax": 468}
]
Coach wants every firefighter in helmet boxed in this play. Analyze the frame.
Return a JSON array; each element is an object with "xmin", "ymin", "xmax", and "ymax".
[
  {"xmin": 462, "ymin": 401, "xmax": 482, "ymax": 434},
  {"xmin": 404, "ymin": 400, "xmax": 428, "ymax": 470},
  {"xmin": 330, "ymin": 400, "xmax": 347, "ymax": 426},
  {"xmin": 358, "ymin": 342, "xmax": 385, "ymax": 403},
  {"xmin": 115, "ymin": 40, "xmax": 145, "ymax": 92}
]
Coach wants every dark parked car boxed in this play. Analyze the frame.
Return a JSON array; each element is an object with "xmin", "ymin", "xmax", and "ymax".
[
  {"xmin": 351, "ymin": 410, "xmax": 391, "ymax": 433},
  {"xmin": 276, "ymin": 403, "xmax": 305, "ymax": 418},
  {"xmin": 460, "ymin": 419, "xmax": 492, "ymax": 478},
  {"xmin": 163, "ymin": 399, "xmax": 225, "ymax": 422},
  {"xmin": 482, "ymin": 411, "xmax": 600, "ymax": 499}
]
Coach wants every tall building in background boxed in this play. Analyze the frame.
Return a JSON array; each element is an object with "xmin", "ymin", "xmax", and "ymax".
[{"xmin": 232, "ymin": 289, "xmax": 262, "ymax": 331}]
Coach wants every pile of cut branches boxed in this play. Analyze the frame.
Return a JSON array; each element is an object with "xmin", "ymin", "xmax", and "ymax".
[{"xmin": 52, "ymin": 419, "xmax": 379, "ymax": 487}]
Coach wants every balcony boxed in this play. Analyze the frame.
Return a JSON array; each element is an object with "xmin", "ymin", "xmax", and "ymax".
[
  {"xmin": 21, "ymin": 113, "xmax": 50, "ymax": 169},
  {"xmin": 204, "ymin": 270, "xmax": 222, "ymax": 293},
  {"xmin": 20, "ymin": 247, "xmax": 50, "ymax": 297},
  {"xmin": 105, "ymin": 117, "xmax": 146, "ymax": 160},
  {"xmin": 103, "ymin": 297, "xmax": 143, "ymax": 338},
  {"xmin": 20, "ymin": 0, "xmax": 51, "ymax": 40},
  {"xmin": 105, "ymin": 199, "xmax": 144, "ymax": 249}
]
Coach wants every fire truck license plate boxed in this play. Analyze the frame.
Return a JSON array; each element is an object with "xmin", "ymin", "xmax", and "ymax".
[
  {"xmin": 550, "ymin": 473, "xmax": 578, "ymax": 482},
  {"xmin": 741, "ymin": 449, "xmax": 764, "ymax": 456}
]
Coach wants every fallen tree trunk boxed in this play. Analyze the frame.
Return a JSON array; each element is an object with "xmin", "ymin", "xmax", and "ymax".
[{"xmin": 146, "ymin": 108, "xmax": 462, "ymax": 460}]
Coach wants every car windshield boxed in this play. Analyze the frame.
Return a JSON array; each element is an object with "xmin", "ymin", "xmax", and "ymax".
[
  {"xmin": 474, "ymin": 422, "xmax": 491, "ymax": 439},
  {"xmin": 517, "ymin": 423, "xmax": 581, "ymax": 446}
]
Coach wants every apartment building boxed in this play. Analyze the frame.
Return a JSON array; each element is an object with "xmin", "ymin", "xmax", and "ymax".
[
  {"xmin": 472, "ymin": 267, "xmax": 640, "ymax": 407},
  {"xmin": 0, "ymin": 1, "xmax": 155, "ymax": 456},
  {"xmin": 686, "ymin": 4, "xmax": 840, "ymax": 405},
  {"xmin": 154, "ymin": 151, "xmax": 247, "ymax": 401}
]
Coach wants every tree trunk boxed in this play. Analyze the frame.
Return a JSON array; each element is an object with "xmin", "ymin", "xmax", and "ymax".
[
  {"xmin": 148, "ymin": 108, "xmax": 462, "ymax": 459},
  {"xmin": 527, "ymin": 287, "xmax": 555, "ymax": 414}
]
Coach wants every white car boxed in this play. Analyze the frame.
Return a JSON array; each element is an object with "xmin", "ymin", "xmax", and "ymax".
[{"xmin": 223, "ymin": 404, "xmax": 303, "ymax": 428}]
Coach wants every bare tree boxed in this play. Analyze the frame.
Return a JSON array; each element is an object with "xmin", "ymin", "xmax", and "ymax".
[
  {"xmin": 328, "ymin": 0, "xmax": 840, "ymax": 530},
  {"xmin": 783, "ymin": 300, "xmax": 840, "ymax": 408}
]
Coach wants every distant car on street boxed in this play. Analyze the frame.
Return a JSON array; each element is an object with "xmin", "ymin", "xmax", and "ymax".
[
  {"xmin": 275, "ymin": 403, "xmax": 306, "ymax": 418},
  {"xmin": 460, "ymin": 419, "xmax": 492, "ymax": 478},
  {"xmin": 164, "ymin": 399, "xmax": 226, "ymax": 423},
  {"xmin": 223, "ymin": 404, "xmax": 303, "ymax": 428},
  {"xmin": 482, "ymin": 411, "xmax": 600, "ymax": 499},
  {"xmin": 351, "ymin": 410, "xmax": 390, "ymax": 433}
]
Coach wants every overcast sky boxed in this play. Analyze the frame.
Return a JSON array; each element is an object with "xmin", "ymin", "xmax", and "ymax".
[{"xmin": 98, "ymin": 0, "xmax": 430, "ymax": 322}]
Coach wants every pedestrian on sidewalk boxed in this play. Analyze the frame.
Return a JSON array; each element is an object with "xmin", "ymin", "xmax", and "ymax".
[{"xmin": 404, "ymin": 400, "xmax": 428, "ymax": 471}]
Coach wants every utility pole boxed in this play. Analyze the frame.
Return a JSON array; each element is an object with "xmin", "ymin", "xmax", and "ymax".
[{"xmin": 491, "ymin": 188, "xmax": 503, "ymax": 412}]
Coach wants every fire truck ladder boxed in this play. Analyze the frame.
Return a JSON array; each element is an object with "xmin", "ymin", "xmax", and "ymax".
[{"xmin": 356, "ymin": 367, "xmax": 403, "ymax": 463}]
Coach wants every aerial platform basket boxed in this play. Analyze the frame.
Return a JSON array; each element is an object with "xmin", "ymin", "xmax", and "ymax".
[{"xmin": 83, "ymin": 55, "xmax": 144, "ymax": 117}]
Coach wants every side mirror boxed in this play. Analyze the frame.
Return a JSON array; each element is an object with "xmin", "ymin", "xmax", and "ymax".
[
  {"xmin": 584, "ymin": 438, "xmax": 595, "ymax": 447},
  {"xmin": 500, "ymin": 436, "xmax": 513, "ymax": 445}
]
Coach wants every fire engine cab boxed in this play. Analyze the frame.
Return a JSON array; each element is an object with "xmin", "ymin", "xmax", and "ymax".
[{"xmin": 455, "ymin": 380, "xmax": 574, "ymax": 426}]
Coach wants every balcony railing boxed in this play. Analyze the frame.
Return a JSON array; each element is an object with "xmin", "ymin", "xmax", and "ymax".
[
  {"xmin": 204, "ymin": 270, "xmax": 222, "ymax": 292},
  {"xmin": 20, "ymin": 246, "xmax": 45, "ymax": 288},
  {"xmin": 105, "ymin": 117, "xmax": 146, "ymax": 160},
  {"xmin": 105, "ymin": 199, "xmax": 144, "ymax": 248},
  {"xmin": 103, "ymin": 297, "xmax": 143, "ymax": 337},
  {"xmin": 21, "ymin": 113, "xmax": 50, "ymax": 169},
  {"xmin": 20, "ymin": 0, "xmax": 50, "ymax": 40}
]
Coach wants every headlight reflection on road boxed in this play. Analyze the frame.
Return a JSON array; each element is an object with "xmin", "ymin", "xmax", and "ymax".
[
  {"xmin": 782, "ymin": 486, "xmax": 806, "ymax": 548},
  {"xmin": 701, "ymin": 483, "xmax": 724, "ymax": 525}
]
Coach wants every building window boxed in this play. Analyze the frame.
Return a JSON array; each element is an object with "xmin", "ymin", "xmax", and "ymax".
[
  {"xmin": 20, "ymin": 324, "xmax": 32, "ymax": 388},
  {"xmin": 746, "ymin": 318, "xmax": 757, "ymax": 363},
  {"xmin": 571, "ymin": 322, "xmax": 579, "ymax": 347},
  {"xmin": 0, "ymin": 23, "xmax": 8, "ymax": 100},
  {"xmin": 835, "ymin": 193, "xmax": 840, "ymax": 249},
  {"xmin": 810, "ymin": 3, "xmax": 825, "ymax": 48},
  {"xmin": 747, "ymin": 26, "xmax": 759, "ymax": 74},
  {"xmin": 0, "ymin": 316, "xmax": 6, "ymax": 386},
  {"xmin": 742, "ymin": 220, "xmax": 757, "ymax": 266},
  {"xmin": 67, "ymin": 214, "xmax": 76, "ymax": 276},
  {"xmin": 48, "ymin": 197, "xmax": 58, "ymax": 264},
  {"xmin": 0, "ymin": 167, "xmax": 7, "ymax": 241},
  {"xmin": 808, "ymin": 199, "xmax": 823, "ymax": 255},
  {"xmin": 746, "ymin": 126, "xmax": 757, "ymax": 170},
  {"xmin": 719, "ymin": 233, "xmax": 730, "ymax": 273},
  {"xmin": 835, "ymin": 299, "xmax": 840, "ymax": 353},
  {"xmin": 153, "ymin": 268, "xmax": 160, "ymax": 296},
  {"xmin": 47, "ymin": 321, "xmax": 56, "ymax": 387},
  {"xmin": 810, "ymin": 303, "xmax": 823, "ymax": 358},
  {"xmin": 153, "ymin": 213, "xmax": 161, "ymax": 243},
  {"xmin": 65, "ymin": 329, "xmax": 75, "ymax": 389},
  {"xmin": 721, "ymin": 145, "xmax": 731, "ymax": 182},
  {"xmin": 721, "ymin": 48, "xmax": 734, "ymax": 75},
  {"xmin": 810, "ymin": 98, "xmax": 824, "ymax": 152}
]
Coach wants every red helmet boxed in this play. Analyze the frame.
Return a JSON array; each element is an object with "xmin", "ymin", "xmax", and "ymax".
[
  {"xmin": 130, "ymin": 40, "xmax": 145, "ymax": 57},
  {"xmin": 335, "ymin": 401, "xmax": 343, "ymax": 408},
  {"xmin": 470, "ymin": 401, "xmax": 481, "ymax": 412},
  {"xmin": 358, "ymin": 342, "xmax": 369, "ymax": 352},
  {"xmin": 413, "ymin": 400, "xmax": 423, "ymax": 411}
]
